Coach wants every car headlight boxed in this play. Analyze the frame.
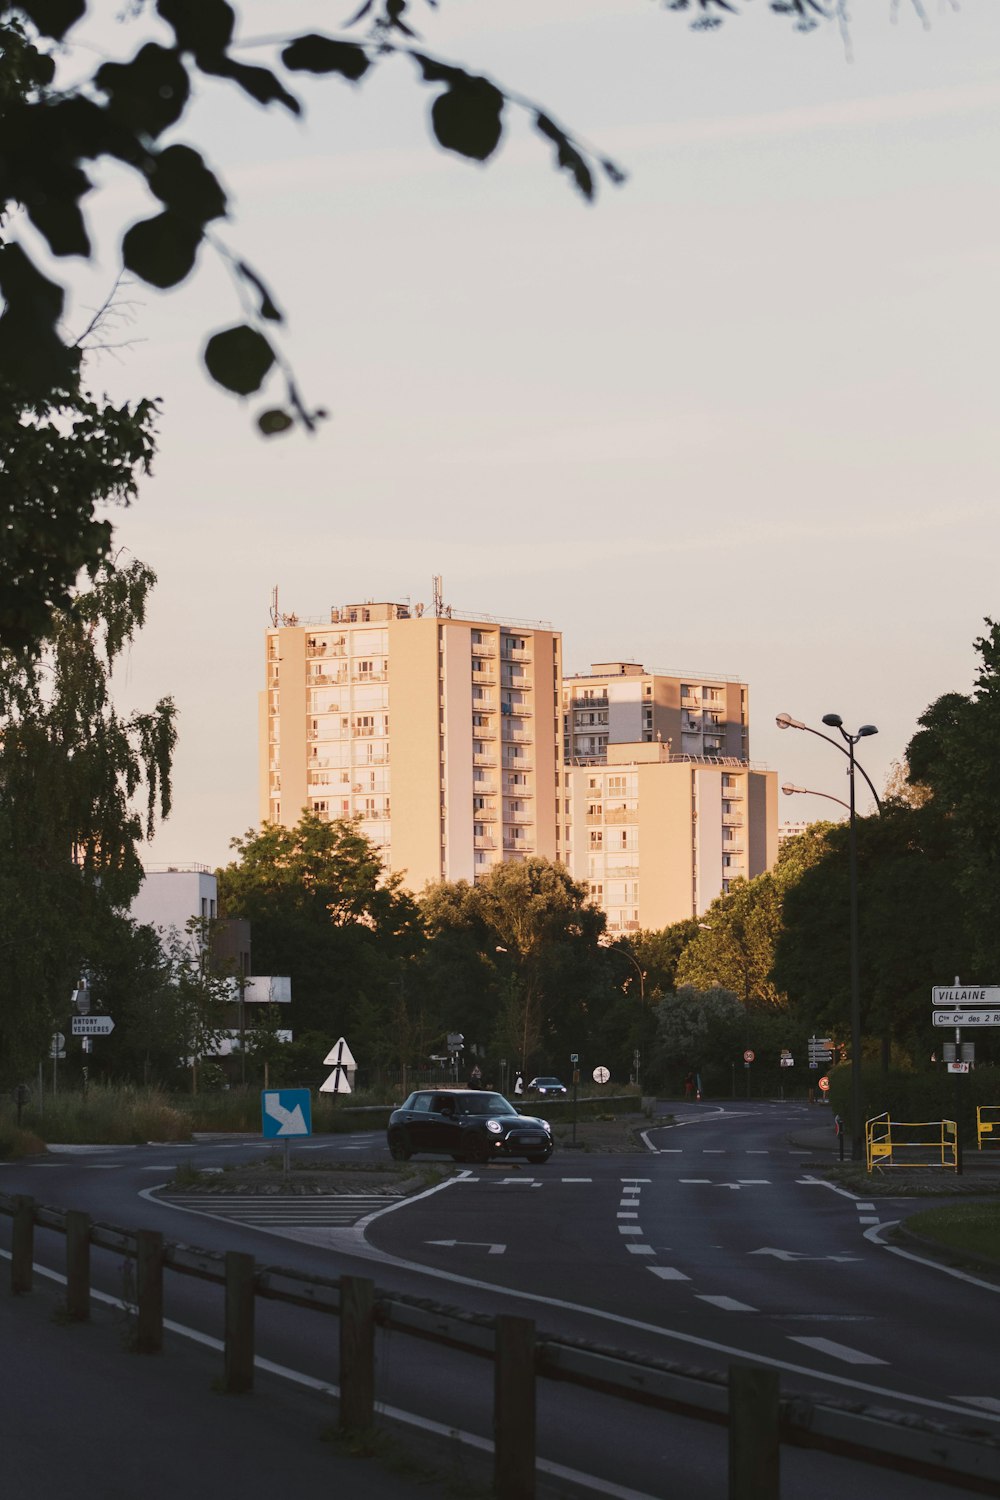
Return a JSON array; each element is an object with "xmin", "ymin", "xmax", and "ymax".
[{"xmin": 486, "ymin": 1119, "xmax": 503, "ymax": 1134}]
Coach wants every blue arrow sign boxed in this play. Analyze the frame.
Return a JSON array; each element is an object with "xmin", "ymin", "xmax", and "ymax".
[{"xmin": 261, "ymin": 1088, "xmax": 312, "ymax": 1139}]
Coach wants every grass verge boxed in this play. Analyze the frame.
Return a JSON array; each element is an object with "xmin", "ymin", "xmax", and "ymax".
[{"xmin": 904, "ymin": 1201, "xmax": 1000, "ymax": 1261}]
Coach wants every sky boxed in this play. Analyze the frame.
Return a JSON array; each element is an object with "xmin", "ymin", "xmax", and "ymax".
[{"xmin": 39, "ymin": 0, "xmax": 1000, "ymax": 870}]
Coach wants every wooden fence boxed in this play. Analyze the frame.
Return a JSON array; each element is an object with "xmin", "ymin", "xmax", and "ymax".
[{"xmin": 2, "ymin": 1191, "xmax": 998, "ymax": 1499}]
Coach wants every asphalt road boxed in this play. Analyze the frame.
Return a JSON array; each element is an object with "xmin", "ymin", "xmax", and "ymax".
[{"xmin": 2, "ymin": 1101, "xmax": 998, "ymax": 1499}]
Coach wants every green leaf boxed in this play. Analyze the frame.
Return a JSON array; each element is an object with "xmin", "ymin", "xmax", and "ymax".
[
  {"xmin": 203, "ymin": 325, "xmax": 275, "ymax": 396},
  {"xmin": 199, "ymin": 56, "xmax": 301, "ymax": 115},
  {"xmin": 257, "ymin": 408, "xmax": 294, "ymax": 436},
  {"xmin": 95, "ymin": 45, "xmax": 191, "ymax": 138},
  {"xmin": 122, "ymin": 211, "xmax": 202, "ymax": 289},
  {"xmin": 430, "ymin": 76, "xmax": 504, "ymax": 163},
  {"xmin": 17, "ymin": 0, "xmax": 85, "ymax": 41},
  {"xmin": 281, "ymin": 34, "xmax": 371, "ymax": 82},
  {"xmin": 534, "ymin": 114, "xmax": 594, "ymax": 201},
  {"xmin": 147, "ymin": 145, "xmax": 227, "ymax": 225},
  {"xmin": 156, "ymin": 0, "xmax": 235, "ymax": 56}
]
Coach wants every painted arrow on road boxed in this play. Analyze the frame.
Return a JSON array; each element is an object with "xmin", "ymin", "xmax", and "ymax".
[
  {"xmin": 426, "ymin": 1239, "xmax": 506, "ymax": 1255},
  {"xmin": 749, "ymin": 1248, "xmax": 861, "ymax": 1263}
]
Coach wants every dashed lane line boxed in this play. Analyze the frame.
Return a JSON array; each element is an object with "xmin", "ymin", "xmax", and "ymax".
[
  {"xmin": 696, "ymin": 1295, "xmax": 756, "ymax": 1312},
  {"xmin": 788, "ymin": 1337, "xmax": 888, "ymax": 1367},
  {"xmin": 648, "ymin": 1267, "xmax": 691, "ymax": 1282}
]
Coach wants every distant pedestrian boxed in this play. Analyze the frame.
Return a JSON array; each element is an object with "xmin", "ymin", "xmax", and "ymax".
[
  {"xmin": 684, "ymin": 1072, "xmax": 695, "ymax": 1101},
  {"xmin": 469, "ymin": 1064, "xmax": 482, "ymax": 1089},
  {"xmin": 514, "ymin": 1072, "xmax": 524, "ymax": 1096}
]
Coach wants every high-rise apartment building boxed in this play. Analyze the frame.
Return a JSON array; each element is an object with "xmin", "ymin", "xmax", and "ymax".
[
  {"xmin": 563, "ymin": 743, "xmax": 777, "ymax": 933},
  {"xmin": 260, "ymin": 593, "xmax": 561, "ymax": 892},
  {"xmin": 562, "ymin": 662, "xmax": 748, "ymax": 763}
]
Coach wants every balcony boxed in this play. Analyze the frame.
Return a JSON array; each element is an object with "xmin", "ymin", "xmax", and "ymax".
[
  {"xmin": 473, "ymin": 780, "xmax": 497, "ymax": 796},
  {"xmin": 505, "ymin": 648, "xmax": 532, "ymax": 663},
  {"xmin": 722, "ymin": 814, "xmax": 743, "ymax": 827},
  {"xmin": 474, "ymin": 805, "xmax": 498, "ymax": 821},
  {"xmin": 472, "ymin": 724, "xmax": 497, "ymax": 740},
  {"xmin": 502, "ymin": 757, "xmax": 533, "ymax": 773},
  {"xmin": 474, "ymin": 835, "xmax": 497, "ymax": 850},
  {"xmin": 471, "ymin": 640, "xmax": 497, "ymax": 656},
  {"xmin": 473, "ymin": 753, "xmax": 497, "ymax": 767},
  {"xmin": 506, "ymin": 728, "xmax": 534, "ymax": 744},
  {"xmin": 570, "ymin": 694, "xmax": 608, "ymax": 709},
  {"xmin": 603, "ymin": 808, "xmax": 638, "ymax": 824},
  {"xmin": 352, "ymin": 670, "xmax": 388, "ymax": 683},
  {"xmin": 472, "ymin": 671, "xmax": 496, "ymax": 687},
  {"xmin": 503, "ymin": 779, "xmax": 532, "ymax": 796},
  {"xmin": 723, "ymin": 843, "xmax": 744, "ymax": 856},
  {"xmin": 505, "ymin": 810, "xmax": 533, "ymax": 825},
  {"xmin": 722, "ymin": 784, "xmax": 744, "ymax": 799},
  {"xmin": 503, "ymin": 836, "xmax": 534, "ymax": 852}
]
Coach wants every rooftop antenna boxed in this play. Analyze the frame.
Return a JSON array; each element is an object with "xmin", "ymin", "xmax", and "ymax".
[
  {"xmin": 269, "ymin": 586, "xmax": 279, "ymax": 627},
  {"xmin": 432, "ymin": 575, "xmax": 443, "ymax": 618}
]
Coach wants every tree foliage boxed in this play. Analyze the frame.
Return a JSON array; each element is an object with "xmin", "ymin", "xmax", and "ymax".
[
  {"xmin": 0, "ymin": 555, "xmax": 175, "ymax": 1080},
  {"xmin": 216, "ymin": 811, "xmax": 424, "ymax": 1059}
]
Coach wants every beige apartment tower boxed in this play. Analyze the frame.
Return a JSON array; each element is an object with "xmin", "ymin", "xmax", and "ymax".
[
  {"xmin": 562, "ymin": 662, "xmax": 748, "ymax": 763},
  {"xmin": 564, "ymin": 743, "xmax": 778, "ymax": 933},
  {"xmin": 260, "ymin": 594, "xmax": 561, "ymax": 893}
]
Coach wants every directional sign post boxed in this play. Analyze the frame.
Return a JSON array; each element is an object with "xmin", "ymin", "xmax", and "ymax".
[
  {"xmin": 71, "ymin": 1015, "xmax": 114, "ymax": 1037},
  {"xmin": 261, "ymin": 1088, "xmax": 312, "ymax": 1177},
  {"xmin": 321, "ymin": 1037, "xmax": 357, "ymax": 1095}
]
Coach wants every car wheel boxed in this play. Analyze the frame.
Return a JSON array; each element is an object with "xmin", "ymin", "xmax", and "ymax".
[
  {"xmin": 526, "ymin": 1152, "xmax": 551, "ymax": 1164},
  {"xmin": 463, "ymin": 1133, "xmax": 491, "ymax": 1164},
  {"xmin": 388, "ymin": 1132, "xmax": 412, "ymax": 1162}
]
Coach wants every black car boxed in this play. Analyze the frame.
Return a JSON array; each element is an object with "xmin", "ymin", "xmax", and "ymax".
[
  {"xmin": 387, "ymin": 1089, "xmax": 554, "ymax": 1165},
  {"xmin": 526, "ymin": 1076, "xmax": 568, "ymax": 1097}
]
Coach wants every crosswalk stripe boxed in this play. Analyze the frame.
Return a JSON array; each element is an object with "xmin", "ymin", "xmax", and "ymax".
[{"xmin": 696, "ymin": 1294, "xmax": 756, "ymax": 1312}]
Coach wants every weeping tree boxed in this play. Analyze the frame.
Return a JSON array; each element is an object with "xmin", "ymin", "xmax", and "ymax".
[{"xmin": 0, "ymin": 555, "xmax": 176, "ymax": 1082}]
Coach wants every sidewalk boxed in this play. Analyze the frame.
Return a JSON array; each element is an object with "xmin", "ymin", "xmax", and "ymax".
[{"xmin": 2, "ymin": 1273, "xmax": 466, "ymax": 1500}]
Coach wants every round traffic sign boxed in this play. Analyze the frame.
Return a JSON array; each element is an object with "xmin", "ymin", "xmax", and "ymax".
[
  {"xmin": 818, "ymin": 1075, "xmax": 830, "ymax": 1093},
  {"xmin": 743, "ymin": 1049, "xmax": 755, "ymax": 1063},
  {"xmin": 592, "ymin": 1066, "xmax": 610, "ymax": 1085}
]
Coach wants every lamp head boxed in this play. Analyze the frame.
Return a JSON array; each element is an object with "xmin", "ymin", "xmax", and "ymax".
[
  {"xmin": 776, "ymin": 713, "xmax": 805, "ymax": 730},
  {"xmin": 858, "ymin": 724, "xmax": 878, "ymax": 738},
  {"xmin": 781, "ymin": 783, "xmax": 805, "ymax": 796},
  {"xmin": 821, "ymin": 713, "xmax": 843, "ymax": 728}
]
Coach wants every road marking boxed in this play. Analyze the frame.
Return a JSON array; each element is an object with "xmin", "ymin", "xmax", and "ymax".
[
  {"xmin": 856, "ymin": 1202, "xmax": 875, "ymax": 1211},
  {"xmin": 750, "ymin": 1248, "xmax": 860, "ymax": 1263},
  {"xmin": 736, "ymin": 1179, "xmax": 771, "ymax": 1185},
  {"xmin": 858, "ymin": 1216, "xmax": 880, "ymax": 1225},
  {"xmin": 953, "ymin": 1397, "xmax": 1000, "ymax": 1415},
  {"xmin": 648, "ymin": 1266, "xmax": 690, "ymax": 1282},
  {"xmin": 788, "ymin": 1337, "xmax": 888, "ymax": 1366},
  {"xmin": 865, "ymin": 1223, "xmax": 1000, "ymax": 1293},
  {"xmin": 626, "ymin": 1244, "xmax": 655, "ymax": 1256},
  {"xmin": 617, "ymin": 1212, "xmax": 638, "ymax": 1219},
  {"xmin": 745, "ymin": 1150, "xmax": 769, "ymax": 1155},
  {"xmin": 620, "ymin": 1178, "xmax": 651, "ymax": 1183},
  {"xmin": 696, "ymin": 1295, "xmax": 756, "ymax": 1312},
  {"xmin": 618, "ymin": 1225, "xmax": 643, "ymax": 1235},
  {"xmin": 159, "ymin": 1193, "xmax": 402, "ymax": 1227},
  {"xmin": 702, "ymin": 1149, "xmax": 725, "ymax": 1154},
  {"xmin": 427, "ymin": 1239, "xmax": 505, "ymax": 1255},
  {"xmin": 679, "ymin": 1178, "xmax": 712, "ymax": 1184},
  {"xmin": 561, "ymin": 1178, "xmax": 592, "ymax": 1183}
]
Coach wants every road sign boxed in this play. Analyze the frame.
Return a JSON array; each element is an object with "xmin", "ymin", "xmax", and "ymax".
[
  {"xmin": 71, "ymin": 1015, "xmax": 114, "ymax": 1036},
  {"xmin": 947, "ymin": 1062, "xmax": 972, "ymax": 1074},
  {"xmin": 932, "ymin": 986, "xmax": 1000, "ymax": 1007},
  {"xmin": 780, "ymin": 1057, "xmax": 794, "ymax": 1068},
  {"xmin": 321, "ymin": 1035, "xmax": 356, "ymax": 1094},
  {"xmin": 261, "ymin": 1088, "xmax": 312, "ymax": 1138},
  {"xmin": 933, "ymin": 1010, "xmax": 1000, "ymax": 1028},
  {"xmin": 592, "ymin": 1066, "xmax": 610, "ymax": 1084},
  {"xmin": 818, "ymin": 1076, "xmax": 830, "ymax": 1093},
  {"xmin": 743, "ymin": 1049, "xmax": 755, "ymax": 1064},
  {"xmin": 446, "ymin": 1032, "xmax": 464, "ymax": 1050},
  {"xmin": 49, "ymin": 1033, "xmax": 66, "ymax": 1058}
]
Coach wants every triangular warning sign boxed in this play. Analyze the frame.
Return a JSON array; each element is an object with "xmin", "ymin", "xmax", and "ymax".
[
  {"xmin": 322, "ymin": 1036, "xmax": 357, "ymax": 1068},
  {"xmin": 320, "ymin": 1067, "xmax": 352, "ymax": 1095}
]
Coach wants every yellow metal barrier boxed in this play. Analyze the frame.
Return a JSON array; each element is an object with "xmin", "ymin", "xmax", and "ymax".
[
  {"xmin": 977, "ymin": 1104, "xmax": 1000, "ymax": 1151},
  {"xmin": 864, "ymin": 1113, "xmax": 958, "ymax": 1173}
]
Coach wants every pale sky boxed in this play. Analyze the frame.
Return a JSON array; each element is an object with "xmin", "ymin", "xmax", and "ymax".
[{"xmin": 43, "ymin": 0, "xmax": 1000, "ymax": 870}]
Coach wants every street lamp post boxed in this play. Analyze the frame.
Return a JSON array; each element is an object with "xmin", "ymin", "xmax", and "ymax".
[
  {"xmin": 777, "ymin": 712, "xmax": 877, "ymax": 1160},
  {"xmin": 781, "ymin": 783, "xmax": 850, "ymax": 814}
]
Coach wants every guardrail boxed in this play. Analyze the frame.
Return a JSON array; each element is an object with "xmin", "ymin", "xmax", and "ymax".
[
  {"xmin": 977, "ymin": 1105, "xmax": 1000, "ymax": 1151},
  {"xmin": 2, "ymin": 1192, "xmax": 998, "ymax": 1498},
  {"xmin": 865, "ymin": 1112, "xmax": 959, "ymax": 1173}
]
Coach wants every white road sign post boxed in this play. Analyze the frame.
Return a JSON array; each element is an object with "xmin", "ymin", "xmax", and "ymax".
[
  {"xmin": 71, "ymin": 1015, "xmax": 115, "ymax": 1036},
  {"xmin": 321, "ymin": 1036, "xmax": 356, "ymax": 1094}
]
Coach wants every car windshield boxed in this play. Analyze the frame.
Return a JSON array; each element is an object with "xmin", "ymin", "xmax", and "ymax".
[
  {"xmin": 535, "ymin": 1078, "xmax": 561, "ymax": 1086},
  {"xmin": 456, "ymin": 1094, "xmax": 518, "ymax": 1117}
]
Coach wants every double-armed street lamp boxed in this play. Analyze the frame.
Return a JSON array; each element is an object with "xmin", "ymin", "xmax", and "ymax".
[
  {"xmin": 777, "ymin": 711, "xmax": 879, "ymax": 1160},
  {"xmin": 781, "ymin": 783, "xmax": 850, "ymax": 814},
  {"xmin": 600, "ymin": 938, "xmax": 646, "ymax": 1001}
]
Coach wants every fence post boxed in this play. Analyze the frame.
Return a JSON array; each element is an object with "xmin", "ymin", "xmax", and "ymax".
[
  {"xmin": 729, "ymin": 1363, "xmax": 780, "ymax": 1500},
  {"xmin": 135, "ymin": 1229, "xmax": 164, "ymax": 1353},
  {"xmin": 494, "ymin": 1314, "xmax": 536, "ymax": 1500},
  {"xmin": 11, "ymin": 1195, "xmax": 34, "ymax": 1295},
  {"xmin": 65, "ymin": 1210, "xmax": 91, "ymax": 1321},
  {"xmin": 224, "ymin": 1250, "xmax": 256, "ymax": 1393},
  {"xmin": 339, "ymin": 1275, "xmax": 375, "ymax": 1432}
]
